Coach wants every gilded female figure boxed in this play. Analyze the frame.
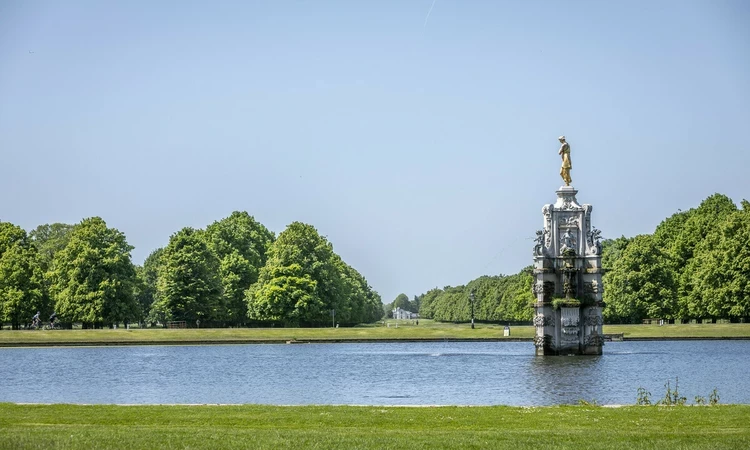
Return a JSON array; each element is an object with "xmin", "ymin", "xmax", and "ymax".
[{"xmin": 558, "ymin": 136, "xmax": 572, "ymax": 186}]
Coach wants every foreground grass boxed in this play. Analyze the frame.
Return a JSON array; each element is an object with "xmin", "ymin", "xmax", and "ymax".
[
  {"xmin": 1, "ymin": 321, "xmax": 749, "ymax": 346},
  {"xmin": 1, "ymin": 403, "xmax": 748, "ymax": 449}
]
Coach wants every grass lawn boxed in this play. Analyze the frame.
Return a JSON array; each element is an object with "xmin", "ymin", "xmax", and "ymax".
[
  {"xmin": 605, "ymin": 323, "xmax": 750, "ymax": 338},
  {"xmin": 1, "ymin": 403, "xmax": 748, "ymax": 449},
  {"xmin": 1, "ymin": 321, "xmax": 749, "ymax": 346}
]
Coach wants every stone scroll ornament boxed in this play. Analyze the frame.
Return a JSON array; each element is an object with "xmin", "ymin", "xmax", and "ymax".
[
  {"xmin": 542, "ymin": 205, "xmax": 552, "ymax": 247},
  {"xmin": 584, "ymin": 315, "xmax": 603, "ymax": 326}
]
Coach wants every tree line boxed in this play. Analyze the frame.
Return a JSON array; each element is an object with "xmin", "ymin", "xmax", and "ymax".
[
  {"xmin": 602, "ymin": 194, "xmax": 750, "ymax": 323},
  {"xmin": 410, "ymin": 270, "xmax": 535, "ymax": 323},
  {"xmin": 0, "ymin": 212, "xmax": 383, "ymax": 329},
  {"xmin": 410, "ymin": 193, "xmax": 749, "ymax": 325}
]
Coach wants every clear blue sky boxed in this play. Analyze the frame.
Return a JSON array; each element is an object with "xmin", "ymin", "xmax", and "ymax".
[{"xmin": 1, "ymin": 1, "xmax": 749, "ymax": 304}]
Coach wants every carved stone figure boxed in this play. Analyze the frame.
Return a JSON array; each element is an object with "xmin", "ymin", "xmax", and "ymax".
[
  {"xmin": 533, "ymin": 230, "xmax": 545, "ymax": 256},
  {"xmin": 587, "ymin": 227, "xmax": 602, "ymax": 255},
  {"xmin": 558, "ymin": 136, "xmax": 572, "ymax": 186},
  {"xmin": 560, "ymin": 229, "xmax": 577, "ymax": 255}
]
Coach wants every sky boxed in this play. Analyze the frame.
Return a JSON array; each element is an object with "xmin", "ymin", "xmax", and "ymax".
[{"xmin": 1, "ymin": 1, "xmax": 749, "ymax": 304}]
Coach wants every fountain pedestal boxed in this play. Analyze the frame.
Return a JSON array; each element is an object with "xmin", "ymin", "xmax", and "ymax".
[{"xmin": 532, "ymin": 186, "xmax": 604, "ymax": 355}]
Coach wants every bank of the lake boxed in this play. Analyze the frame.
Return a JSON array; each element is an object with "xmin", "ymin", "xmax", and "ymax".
[
  {"xmin": 1, "ymin": 403, "xmax": 748, "ymax": 449},
  {"xmin": 2, "ymin": 322, "xmax": 750, "ymax": 347}
]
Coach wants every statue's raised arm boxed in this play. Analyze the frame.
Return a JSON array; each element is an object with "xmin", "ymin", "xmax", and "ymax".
[{"xmin": 558, "ymin": 136, "xmax": 572, "ymax": 186}]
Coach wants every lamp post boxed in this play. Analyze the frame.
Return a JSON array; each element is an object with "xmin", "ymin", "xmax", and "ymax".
[{"xmin": 469, "ymin": 289, "xmax": 475, "ymax": 329}]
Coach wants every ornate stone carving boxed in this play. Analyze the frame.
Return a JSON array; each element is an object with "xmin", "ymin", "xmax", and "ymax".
[
  {"xmin": 532, "ymin": 173, "xmax": 603, "ymax": 356},
  {"xmin": 586, "ymin": 227, "xmax": 603, "ymax": 255},
  {"xmin": 533, "ymin": 314, "xmax": 552, "ymax": 327},
  {"xmin": 583, "ymin": 204, "xmax": 592, "ymax": 231},
  {"xmin": 583, "ymin": 280, "xmax": 599, "ymax": 294},
  {"xmin": 584, "ymin": 333, "xmax": 605, "ymax": 347},
  {"xmin": 584, "ymin": 315, "xmax": 603, "ymax": 326},
  {"xmin": 562, "ymin": 280, "xmax": 573, "ymax": 296},
  {"xmin": 533, "ymin": 230, "xmax": 544, "ymax": 256},
  {"xmin": 559, "ymin": 229, "xmax": 577, "ymax": 255},
  {"xmin": 542, "ymin": 204, "xmax": 552, "ymax": 230},
  {"xmin": 533, "ymin": 335, "xmax": 549, "ymax": 348},
  {"xmin": 561, "ymin": 216, "xmax": 579, "ymax": 227}
]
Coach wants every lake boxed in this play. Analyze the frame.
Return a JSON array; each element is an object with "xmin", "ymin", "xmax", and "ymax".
[{"xmin": 1, "ymin": 341, "xmax": 748, "ymax": 405}]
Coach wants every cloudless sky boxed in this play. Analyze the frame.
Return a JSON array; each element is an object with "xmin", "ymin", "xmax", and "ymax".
[{"xmin": 1, "ymin": 0, "xmax": 749, "ymax": 304}]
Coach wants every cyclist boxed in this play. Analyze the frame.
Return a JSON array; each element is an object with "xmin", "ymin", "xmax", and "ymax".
[
  {"xmin": 49, "ymin": 312, "xmax": 58, "ymax": 329},
  {"xmin": 31, "ymin": 311, "xmax": 41, "ymax": 328}
]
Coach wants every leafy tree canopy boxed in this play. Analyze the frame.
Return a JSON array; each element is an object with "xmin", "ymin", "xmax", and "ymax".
[
  {"xmin": 49, "ymin": 217, "xmax": 137, "ymax": 327},
  {"xmin": 0, "ymin": 222, "xmax": 47, "ymax": 329},
  {"xmin": 157, "ymin": 227, "xmax": 223, "ymax": 326},
  {"xmin": 204, "ymin": 212, "xmax": 275, "ymax": 326},
  {"xmin": 247, "ymin": 222, "xmax": 381, "ymax": 326}
]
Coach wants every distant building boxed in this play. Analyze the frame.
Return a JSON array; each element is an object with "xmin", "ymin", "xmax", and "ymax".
[{"xmin": 392, "ymin": 307, "xmax": 418, "ymax": 320}]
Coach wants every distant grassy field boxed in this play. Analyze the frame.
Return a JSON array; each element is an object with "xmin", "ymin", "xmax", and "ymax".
[
  {"xmin": 1, "ymin": 320, "xmax": 749, "ymax": 346},
  {"xmin": 1, "ymin": 403, "xmax": 748, "ymax": 449},
  {"xmin": 605, "ymin": 323, "xmax": 750, "ymax": 338}
]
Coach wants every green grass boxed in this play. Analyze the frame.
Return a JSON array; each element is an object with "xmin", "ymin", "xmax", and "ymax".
[
  {"xmin": 606, "ymin": 323, "xmax": 750, "ymax": 338},
  {"xmin": 1, "ymin": 321, "xmax": 749, "ymax": 346},
  {"xmin": 1, "ymin": 403, "xmax": 748, "ymax": 449},
  {"xmin": 0, "ymin": 320, "xmax": 533, "ymax": 345}
]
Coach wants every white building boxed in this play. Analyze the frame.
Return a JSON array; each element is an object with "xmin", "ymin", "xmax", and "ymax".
[{"xmin": 392, "ymin": 307, "xmax": 418, "ymax": 320}]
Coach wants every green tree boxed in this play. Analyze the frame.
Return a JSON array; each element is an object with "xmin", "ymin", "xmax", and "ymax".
[
  {"xmin": 336, "ymin": 260, "xmax": 382, "ymax": 323},
  {"xmin": 602, "ymin": 234, "xmax": 676, "ymax": 323},
  {"xmin": 689, "ymin": 201, "xmax": 750, "ymax": 320},
  {"xmin": 49, "ymin": 217, "xmax": 138, "ymax": 328},
  {"xmin": 675, "ymin": 195, "xmax": 738, "ymax": 319},
  {"xmin": 157, "ymin": 228, "xmax": 223, "ymax": 326},
  {"xmin": 29, "ymin": 223, "xmax": 74, "ymax": 273},
  {"xmin": 247, "ymin": 222, "xmax": 346, "ymax": 326},
  {"xmin": 246, "ymin": 263, "xmax": 319, "ymax": 326},
  {"xmin": 0, "ymin": 223, "xmax": 47, "ymax": 329},
  {"xmin": 204, "ymin": 212, "xmax": 275, "ymax": 326},
  {"xmin": 134, "ymin": 248, "xmax": 163, "ymax": 326},
  {"xmin": 418, "ymin": 269, "xmax": 534, "ymax": 324},
  {"xmin": 412, "ymin": 295, "xmax": 422, "ymax": 314},
  {"xmin": 391, "ymin": 293, "xmax": 412, "ymax": 312},
  {"xmin": 418, "ymin": 288, "xmax": 443, "ymax": 319}
]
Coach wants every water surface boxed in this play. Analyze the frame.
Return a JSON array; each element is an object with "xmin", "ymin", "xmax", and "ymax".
[{"xmin": 1, "ymin": 341, "xmax": 747, "ymax": 405}]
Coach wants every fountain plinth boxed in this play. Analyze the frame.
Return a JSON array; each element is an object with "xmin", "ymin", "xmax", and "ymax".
[{"xmin": 532, "ymin": 186, "xmax": 604, "ymax": 355}]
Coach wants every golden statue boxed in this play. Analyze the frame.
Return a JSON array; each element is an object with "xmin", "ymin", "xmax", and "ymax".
[{"xmin": 558, "ymin": 136, "xmax": 572, "ymax": 186}]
